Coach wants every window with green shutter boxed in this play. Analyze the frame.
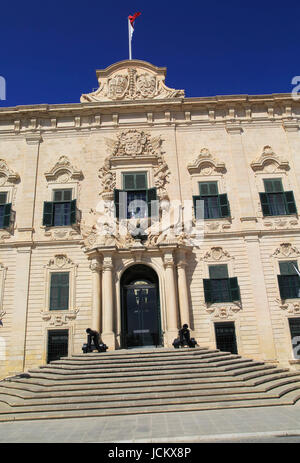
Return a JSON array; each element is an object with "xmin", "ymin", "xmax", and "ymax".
[
  {"xmin": 194, "ymin": 182, "xmax": 230, "ymax": 219},
  {"xmin": 260, "ymin": 179, "xmax": 297, "ymax": 216},
  {"xmin": 277, "ymin": 260, "xmax": 300, "ymax": 299},
  {"xmin": 114, "ymin": 172, "xmax": 158, "ymax": 220},
  {"xmin": 49, "ymin": 272, "xmax": 70, "ymax": 310},
  {"xmin": 204, "ymin": 265, "xmax": 240, "ymax": 303},
  {"xmin": 0, "ymin": 192, "xmax": 12, "ymax": 229},
  {"xmin": 43, "ymin": 190, "xmax": 77, "ymax": 227}
]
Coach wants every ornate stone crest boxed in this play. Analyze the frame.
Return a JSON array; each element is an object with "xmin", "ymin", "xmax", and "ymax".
[
  {"xmin": 80, "ymin": 60, "xmax": 184, "ymax": 102},
  {"xmin": 98, "ymin": 129, "xmax": 170, "ymax": 198}
]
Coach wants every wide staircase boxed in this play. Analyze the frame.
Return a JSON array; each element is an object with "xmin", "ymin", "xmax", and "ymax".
[{"xmin": 1, "ymin": 347, "xmax": 300, "ymax": 421}]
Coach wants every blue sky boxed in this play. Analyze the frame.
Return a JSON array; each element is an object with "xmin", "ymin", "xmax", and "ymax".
[{"xmin": 1, "ymin": 0, "xmax": 299, "ymax": 107}]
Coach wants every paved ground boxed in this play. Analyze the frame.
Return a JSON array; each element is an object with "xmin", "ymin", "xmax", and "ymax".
[{"xmin": 1, "ymin": 402, "xmax": 300, "ymax": 443}]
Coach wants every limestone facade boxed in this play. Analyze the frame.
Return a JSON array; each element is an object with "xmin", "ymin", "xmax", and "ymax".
[{"xmin": 1, "ymin": 59, "xmax": 300, "ymax": 378}]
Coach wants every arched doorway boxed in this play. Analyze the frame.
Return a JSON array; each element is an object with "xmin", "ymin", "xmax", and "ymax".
[{"xmin": 121, "ymin": 264, "xmax": 162, "ymax": 348}]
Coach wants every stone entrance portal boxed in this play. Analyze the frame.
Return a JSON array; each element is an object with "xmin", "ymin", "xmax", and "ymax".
[{"xmin": 121, "ymin": 265, "xmax": 162, "ymax": 348}]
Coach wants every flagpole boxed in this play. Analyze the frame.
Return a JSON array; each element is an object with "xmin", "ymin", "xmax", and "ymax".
[{"xmin": 128, "ymin": 18, "xmax": 132, "ymax": 60}]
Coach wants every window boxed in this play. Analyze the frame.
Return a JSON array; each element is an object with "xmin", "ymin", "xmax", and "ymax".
[
  {"xmin": 277, "ymin": 261, "xmax": 300, "ymax": 299},
  {"xmin": 0, "ymin": 192, "xmax": 11, "ymax": 229},
  {"xmin": 193, "ymin": 182, "xmax": 230, "ymax": 220},
  {"xmin": 43, "ymin": 189, "xmax": 76, "ymax": 227},
  {"xmin": 114, "ymin": 172, "xmax": 158, "ymax": 219},
  {"xmin": 47, "ymin": 329, "xmax": 69, "ymax": 363},
  {"xmin": 203, "ymin": 264, "xmax": 240, "ymax": 303},
  {"xmin": 259, "ymin": 178, "xmax": 297, "ymax": 216},
  {"xmin": 49, "ymin": 272, "xmax": 69, "ymax": 310}
]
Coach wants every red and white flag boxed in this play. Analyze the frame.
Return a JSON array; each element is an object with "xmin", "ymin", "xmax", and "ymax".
[{"xmin": 128, "ymin": 12, "xmax": 141, "ymax": 59}]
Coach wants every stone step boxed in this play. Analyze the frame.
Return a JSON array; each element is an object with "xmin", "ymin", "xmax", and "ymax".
[
  {"xmin": 0, "ymin": 393, "xmax": 298, "ymax": 422},
  {"xmin": 28, "ymin": 359, "xmax": 263, "ymax": 377},
  {"xmin": 2, "ymin": 382, "xmax": 300, "ymax": 413},
  {"xmin": 41, "ymin": 355, "xmax": 245, "ymax": 372},
  {"xmin": 68, "ymin": 347, "xmax": 211, "ymax": 360},
  {"xmin": 21, "ymin": 363, "xmax": 274, "ymax": 385},
  {"xmin": 48, "ymin": 351, "xmax": 234, "ymax": 367},
  {"xmin": 2, "ymin": 376, "xmax": 300, "ymax": 403}
]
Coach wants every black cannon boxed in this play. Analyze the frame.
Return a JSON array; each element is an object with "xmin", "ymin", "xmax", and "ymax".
[
  {"xmin": 173, "ymin": 324, "xmax": 197, "ymax": 348},
  {"xmin": 82, "ymin": 328, "xmax": 108, "ymax": 353}
]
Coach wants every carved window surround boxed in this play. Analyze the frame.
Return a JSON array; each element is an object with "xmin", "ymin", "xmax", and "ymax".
[
  {"xmin": 272, "ymin": 243, "xmax": 300, "ymax": 309},
  {"xmin": 42, "ymin": 156, "xmax": 83, "ymax": 238},
  {"xmin": 41, "ymin": 254, "xmax": 79, "ymax": 324},
  {"xmin": 99, "ymin": 129, "xmax": 170, "ymax": 200},
  {"xmin": 201, "ymin": 247, "xmax": 241, "ymax": 316},
  {"xmin": 187, "ymin": 148, "xmax": 227, "ymax": 190}
]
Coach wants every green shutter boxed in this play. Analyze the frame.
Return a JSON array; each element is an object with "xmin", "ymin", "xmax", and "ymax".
[
  {"xmin": 259, "ymin": 192, "xmax": 271, "ymax": 216},
  {"xmin": 209, "ymin": 265, "xmax": 229, "ymax": 279},
  {"xmin": 147, "ymin": 187, "xmax": 158, "ymax": 219},
  {"xmin": 43, "ymin": 201, "xmax": 54, "ymax": 226},
  {"xmin": 123, "ymin": 172, "xmax": 147, "ymax": 190},
  {"xmin": 229, "ymin": 277, "xmax": 240, "ymax": 301},
  {"xmin": 278, "ymin": 275, "xmax": 288, "ymax": 299},
  {"xmin": 123, "ymin": 174, "xmax": 135, "ymax": 190},
  {"xmin": 279, "ymin": 261, "xmax": 298, "ymax": 275},
  {"xmin": 70, "ymin": 199, "xmax": 76, "ymax": 225},
  {"xmin": 114, "ymin": 189, "xmax": 120, "ymax": 219},
  {"xmin": 193, "ymin": 195, "xmax": 203, "ymax": 220},
  {"xmin": 50, "ymin": 272, "xmax": 69, "ymax": 310},
  {"xmin": 218, "ymin": 193, "xmax": 230, "ymax": 218},
  {"xmin": 264, "ymin": 178, "xmax": 283, "ymax": 193},
  {"xmin": 136, "ymin": 173, "xmax": 147, "ymax": 190},
  {"xmin": 2, "ymin": 203, "xmax": 11, "ymax": 228},
  {"xmin": 199, "ymin": 182, "xmax": 218, "ymax": 196},
  {"xmin": 203, "ymin": 279, "xmax": 212, "ymax": 303},
  {"xmin": 284, "ymin": 191, "xmax": 297, "ymax": 214}
]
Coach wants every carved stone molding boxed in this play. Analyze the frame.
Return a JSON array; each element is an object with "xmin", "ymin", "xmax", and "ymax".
[
  {"xmin": 276, "ymin": 298, "xmax": 300, "ymax": 315},
  {"xmin": 205, "ymin": 304, "xmax": 241, "ymax": 318},
  {"xmin": 44, "ymin": 228, "xmax": 80, "ymax": 241},
  {"xmin": 45, "ymin": 155, "xmax": 83, "ymax": 183},
  {"xmin": 251, "ymin": 145, "xmax": 290, "ymax": 173},
  {"xmin": 187, "ymin": 148, "xmax": 226, "ymax": 176},
  {"xmin": 203, "ymin": 246, "xmax": 233, "ymax": 262},
  {"xmin": 46, "ymin": 254, "xmax": 78, "ymax": 270},
  {"xmin": 271, "ymin": 243, "xmax": 300, "ymax": 258},
  {"xmin": 41, "ymin": 309, "xmax": 79, "ymax": 326},
  {"xmin": 80, "ymin": 60, "xmax": 184, "ymax": 102},
  {"xmin": 0, "ymin": 159, "xmax": 20, "ymax": 186},
  {"xmin": 99, "ymin": 129, "xmax": 170, "ymax": 198}
]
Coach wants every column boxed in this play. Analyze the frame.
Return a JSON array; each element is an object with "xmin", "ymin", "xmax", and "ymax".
[
  {"xmin": 89, "ymin": 258, "xmax": 102, "ymax": 333},
  {"xmin": 101, "ymin": 255, "xmax": 115, "ymax": 349},
  {"xmin": 10, "ymin": 246, "xmax": 32, "ymax": 375},
  {"xmin": 177, "ymin": 249, "xmax": 191, "ymax": 328},
  {"xmin": 226, "ymin": 123, "xmax": 256, "ymax": 218},
  {"xmin": 163, "ymin": 251, "xmax": 179, "ymax": 346},
  {"xmin": 244, "ymin": 235, "xmax": 277, "ymax": 362}
]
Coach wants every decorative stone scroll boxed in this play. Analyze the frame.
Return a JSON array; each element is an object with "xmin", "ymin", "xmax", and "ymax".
[
  {"xmin": 187, "ymin": 148, "xmax": 226, "ymax": 176},
  {"xmin": 80, "ymin": 60, "xmax": 184, "ymax": 102},
  {"xmin": 45, "ymin": 155, "xmax": 83, "ymax": 183},
  {"xmin": 0, "ymin": 159, "xmax": 20, "ymax": 186},
  {"xmin": 251, "ymin": 145, "xmax": 290, "ymax": 173},
  {"xmin": 99, "ymin": 129, "xmax": 170, "ymax": 198},
  {"xmin": 271, "ymin": 243, "xmax": 300, "ymax": 258}
]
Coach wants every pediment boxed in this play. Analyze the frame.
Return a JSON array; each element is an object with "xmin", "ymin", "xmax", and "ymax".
[
  {"xmin": 80, "ymin": 60, "xmax": 185, "ymax": 102},
  {"xmin": 187, "ymin": 148, "xmax": 226, "ymax": 176},
  {"xmin": 251, "ymin": 145, "xmax": 290, "ymax": 173},
  {"xmin": 45, "ymin": 156, "xmax": 83, "ymax": 182}
]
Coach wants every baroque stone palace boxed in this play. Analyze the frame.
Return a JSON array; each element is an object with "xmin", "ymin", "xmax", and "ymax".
[{"xmin": 0, "ymin": 59, "xmax": 300, "ymax": 379}]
